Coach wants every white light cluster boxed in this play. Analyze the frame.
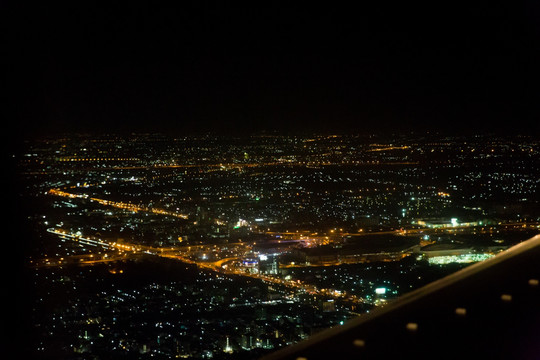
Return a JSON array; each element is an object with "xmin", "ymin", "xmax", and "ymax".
[{"xmin": 428, "ymin": 253, "xmax": 494, "ymax": 265}]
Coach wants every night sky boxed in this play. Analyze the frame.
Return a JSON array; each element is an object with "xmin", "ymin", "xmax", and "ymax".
[{"xmin": 6, "ymin": 1, "xmax": 540, "ymax": 137}]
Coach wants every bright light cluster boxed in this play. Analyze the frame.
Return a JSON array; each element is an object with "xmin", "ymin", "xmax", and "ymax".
[{"xmin": 428, "ymin": 253, "xmax": 494, "ymax": 265}]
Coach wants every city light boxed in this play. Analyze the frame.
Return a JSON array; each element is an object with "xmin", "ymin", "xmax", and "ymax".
[{"xmin": 18, "ymin": 133, "xmax": 539, "ymax": 359}]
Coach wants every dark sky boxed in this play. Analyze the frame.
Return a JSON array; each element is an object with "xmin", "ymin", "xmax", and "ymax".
[{"xmin": 6, "ymin": 1, "xmax": 540, "ymax": 137}]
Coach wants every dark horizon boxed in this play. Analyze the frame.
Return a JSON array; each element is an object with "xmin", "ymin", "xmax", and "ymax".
[{"xmin": 6, "ymin": 2, "xmax": 540, "ymax": 139}]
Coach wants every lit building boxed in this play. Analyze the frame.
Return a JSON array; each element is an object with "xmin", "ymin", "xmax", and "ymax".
[
  {"xmin": 258, "ymin": 254, "xmax": 279, "ymax": 275},
  {"xmin": 413, "ymin": 218, "xmax": 480, "ymax": 228}
]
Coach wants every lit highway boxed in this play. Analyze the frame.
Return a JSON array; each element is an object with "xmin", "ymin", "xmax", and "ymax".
[
  {"xmin": 48, "ymin": 189, "xmax": 189, "ymax": 219},
  {"xmin": 44, "ymin": 228, "xmax": 370, "ymax": 306}
]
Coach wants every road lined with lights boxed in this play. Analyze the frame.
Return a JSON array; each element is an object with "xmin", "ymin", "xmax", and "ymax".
[
  {"xmin": 160, "ymin": 251, "xmax": 369, "ymax": 306},
  {"xmin": 48, "ymin": 188, "xmax": 189, "ymax": 219},
  {"xmin": 45, "ymin": 228, "xmax": 370, "ymax": 307}
]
